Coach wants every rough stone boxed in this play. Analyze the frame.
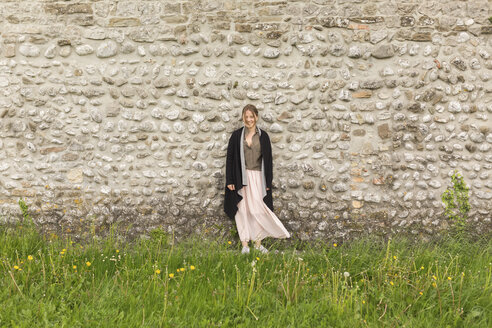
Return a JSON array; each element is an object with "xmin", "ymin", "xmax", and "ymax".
[{"xmin": 96, "ymin": 41, "xmax": 118, "ymax": 58}]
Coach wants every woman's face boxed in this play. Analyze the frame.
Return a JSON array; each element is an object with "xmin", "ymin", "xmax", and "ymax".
[{"xmin": 243, "ymin": 110, "xmax": 258, "ymax": 129}]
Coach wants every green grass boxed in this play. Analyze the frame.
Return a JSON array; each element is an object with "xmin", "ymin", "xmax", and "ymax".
[{"xmin": 1, "ymin": 222, "xmax": 490, "ymax": 327}]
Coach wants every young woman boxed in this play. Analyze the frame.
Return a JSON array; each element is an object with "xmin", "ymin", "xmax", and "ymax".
[{"xmin": 224, "ymin": 104, "xmax": 290, "ymax": 254}]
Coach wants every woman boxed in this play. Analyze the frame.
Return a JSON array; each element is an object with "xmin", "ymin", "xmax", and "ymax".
[{"xmin": 224, "ymin": 104, "xmax": 290, "ymax": 254}]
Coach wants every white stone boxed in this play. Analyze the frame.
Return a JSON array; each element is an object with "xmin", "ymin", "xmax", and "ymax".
[
  {"xmin": 0, "ymin": 77, "xmax": 9, "ymax": 87},
  {"xmin": 19, "ymin": 44, "xmax": 40, "ymax": 57},
  {"xmin": 96, "ymin": 41, "xmax": 118, "ymax": 58},
  {"xmin": 75, "ymin": 45, "xmax": 94, "ymax": 56}
]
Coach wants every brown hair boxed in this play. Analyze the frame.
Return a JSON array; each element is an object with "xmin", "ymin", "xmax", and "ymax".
[{"xmin": 242, "ymin": 104, "xmax": 258, "ymax": 117}]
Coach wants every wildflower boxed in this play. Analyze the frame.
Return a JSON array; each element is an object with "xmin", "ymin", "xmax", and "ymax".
[
  {"xmin": 362, "ymin": 300, "xmax": 366, "ymax": 304},
  {"xmin": 256, "ymin": 257, "xmax": 260, "ymax": 261},
  {"xmin": 419, "ymin": 291, "xmax": 423, "ymax": 296},
  {"xmin": 390, "ymin": 281, "xmax": 394, "ymax": 286},
  {"xmin": 227, "ymin": 241, "xmax": 232, "ymax": 245},
  {"xmin": 461, "ymin": 272, "xmax": 465, "ymax": 277},
  {"xmin": 73, "ymin": 265, "xmax": 77, "ymax": 269},
  {"xmin": 13, "ymin": 265, "xmax": 19, "ymax": 270},
  {"xmin": 116, "ymin": 250, "xmax": 119, "ymax": 253},
  {"xmin": 190, "ymin": 265, "xmax": 195, "ymax": 270},
  {"xmin": 393, "ymin": 256, "xmax": 397, "ymax": 260},
  {"xmin": 169, "ymin": 273, "xmax": 174, "ymax": 278},
  {"xmin": 179, "ymin": 268, "xmax": 185, "ymax": 272},
  {"xmin": 447, "ymin": 277, "xmax": 452, "ymax": 281},
  {"xmin": 177, "ymin": 269, "xmax": 180, "ymax": 272},
  {"xmin": 86, "ymin": 261, "xmax": 91, "ymax": 267},
  {"xmin": 420, "ymin": 266, "xmax": 424, "ymax": 270},
  {"xmin": 155, "ymin": 269, "xmax": 161, "ymax": 275},
  {"xmin": 432, "ymin": 275, "xmax": 437, "ymax": 280},
  {"xmin": 333, "ymin": 243, "xmax": 337, "ymax": 247},
  {"xmin": 28, "ymin": 255, "xmax": 33, "ymax": 261},
  {"xmin": 343, "ymin": 272, "xmax": 350, "ymax": 278},
  {"xmin": 432, "ymin": 282, "xmax": 437, "ymax": 288}
]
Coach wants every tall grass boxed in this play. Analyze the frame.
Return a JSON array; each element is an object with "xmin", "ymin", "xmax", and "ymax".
[{"xmin": 0, "ymin": 221, "xmax": 490, "ymax": 327}]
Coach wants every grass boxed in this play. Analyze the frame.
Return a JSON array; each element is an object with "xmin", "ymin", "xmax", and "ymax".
[{"xmin": 0, "ymin": 220, "xmax": 491, "ymax": 327}]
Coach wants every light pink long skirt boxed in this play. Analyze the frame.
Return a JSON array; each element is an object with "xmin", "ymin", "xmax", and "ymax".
[{"xmin": 235, "ymin": 169, "xmax": 290, "ymax": 242}]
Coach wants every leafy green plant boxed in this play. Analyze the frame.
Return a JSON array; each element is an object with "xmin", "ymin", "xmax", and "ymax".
[
  {"xmin": 441, "ymin": 170, "xmax": 470, "ymax": 233},
  {"xmin": 18, "ymin": 198, "xmax": 34, "ymax": 227}
]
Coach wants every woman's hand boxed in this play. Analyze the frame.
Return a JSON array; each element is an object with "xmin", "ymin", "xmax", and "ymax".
[
  {"xmin": 227, "ymin": 184, "xmax": 235, "ymax": 191},
  {"xmin": 267, "ymin": 188, "xmax": 270, "ymax": 190}
]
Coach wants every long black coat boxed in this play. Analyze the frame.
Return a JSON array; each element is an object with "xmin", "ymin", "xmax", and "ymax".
[{"xmin": 224, "ymin": 127, "xmax": 274, "ymax": 220}]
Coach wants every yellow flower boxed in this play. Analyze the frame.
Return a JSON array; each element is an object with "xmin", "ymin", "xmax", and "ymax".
[
  {"xmin": 390, "ymin": 281, "xmax": 394, "ymax": 286},
  {"xmin": 180, "ymin": 268, "xmax": 185, "ymax": 272},
  {"xmin": 28, "ymin": 255, "xmax": 33, "ymax": 261},
  {"xmin": 447, "ymin": 277, "xmax": 452, "ymax": 281},
  {"xmin": 190, "ymin": 265, "xmax": 195, "ymax": 270},
  {"xmin": 393, "ymin": 256, "xmax": 397, "ymax": 260},
  {"xmin": 62, "ymin": 249, "xmax": 66, "ymax": 252},
  {"xmin": 60, "ymin": 251, "xmax": 65, "ymax": 255},
  {"xmin": 461, "ymin": 272, "xmax": 465, "ymax": 277},
  {"xmin": 227, "ymin": 241, "xmax": 232, "ymax": 245},
  {"xmin": 176, "ymin": 268, "xmax": 180, "ymax": 272},
  {"xmin": 155, "ymin": 269, "xmax": 161, "ymax": 274},
  {"xmin": 432, "ymin": 282, "xmax": 437, "ymax": 288},
  {"xmin": 362, "ymin": 300, "xmax": 366, "ymax": 304},
  {"xmin": 116, "ymin": 250, "xmax": 119, "ymax": 253},
  {"xmin": 13, "ymin": 265, "xmax": 19, "ymax": 270},
  {"xmin": 86, "ymin": 261, "xmax": 91, "ymax": 267},
  {"xmin": 169, "ymin": 273, "xmax": 174, "ymax": 278},
  {"xmin": 419, "ymin": 291, "xmax": 423, "ymax": 296},
  {"xmin": 333, "ymin": 243, "xmax": 337, "ymax": 247},
  {"xmin": 432, "ymin": 275, "xmax": 437, "ymax": 280},
  {"xmin": 73, "ymin": 265, "xmax": 77, "ymax": 269},
  {"xmin": 420, "ymin": 266, "xmax": 424, "ymax": 270},
  {"xmin": 256, "ymin": 257, "xmax": 260, "ymax": 261}
]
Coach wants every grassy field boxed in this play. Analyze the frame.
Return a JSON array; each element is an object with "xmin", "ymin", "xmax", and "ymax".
[{"xmin": 0, "ymin": 220, "xmax": 490, "ymax": 327}]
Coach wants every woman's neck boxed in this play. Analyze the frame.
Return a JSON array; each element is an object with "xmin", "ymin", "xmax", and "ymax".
[{"xmin": 246, "ymin": 125, "xmax": 256, "ymax": 134}]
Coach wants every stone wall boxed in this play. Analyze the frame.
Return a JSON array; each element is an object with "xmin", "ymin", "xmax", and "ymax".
[{"xmin": 0, "ymin": 0, "xmax": 491, "ymax": 241}]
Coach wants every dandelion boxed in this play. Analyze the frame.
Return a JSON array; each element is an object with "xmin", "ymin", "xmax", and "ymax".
[
  {"xmin": 227, "ymin": 241, "xmax": 232, "ymax": 245},
  {"xmin": 86, "ymin": 261, "xmax": 91, "ymax": 267},
  {"xmin": 432, "ymin": 275, "xmax": 437, "ymax": 280},
  {"xmin": 343, "ymin": 272, "xmax": 350, "ymax": 278},
  {"xmin": 169, "ymin": 273, "xmax": 174, "ymax": 278},
  {"xmin": 362, "ymin": 300, "xmax": 366, "ymax": 304},
  {"xmin": 432, "ymin": 282, "xmax": 437, "ymax": 288},
  {"xmin": 28, "ymin": 255, "xmax": 33, "ymax": 261},
  {"xmin": 333, "ymin": 243, "xmax": 337, "ymax": 247},
  {"xmin": 13, "ymin": 265, "xmax": 19, "ymax": 270},
  {"xmin": 461, "ymin": 272, "xmax": 465, "ymax": 277},
  {"xmin": 155, "ymin": 269, "xmax": 161, "ymax": 274},
  {"xmin": 256, "ymin": 257, "xmax": 260, "ymax": 261},
  {"xmin": 190, "ymin": 265, "xmax": 195, "ymax": 270},
  {"xmin": 116, "ymin": 250, "xmax": 119, "ymax": 253},
  {"xmin": 447, "ymin": 277, "xmax": 452, "ymax": 281},
  {"xmin": 179, "ymin": 268, "xmax": 185, "ymax": 272},
  {"xmin": 390, "ymin": 281, "xmax": 394, "ymax": 286},
  {"xmin": 419, "ymin": 291, "xmax": 423, "ymax": 296},
  {"xmin": 393, "ymin": 256, "xmax": 397, "ymax": 260},
  {"xmin": 420, "ymin": 266, "xmax": 424, "ymax": 270},
  {"xmin": 73, "ymin": 265, "xmax": 77, "ymax": 269}
]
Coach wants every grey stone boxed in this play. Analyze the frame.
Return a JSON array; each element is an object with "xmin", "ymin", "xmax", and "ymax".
[
  {"xmin": 451, "ymin": 57, "xmax": 467, "ymax": 71},
  {"xmin": 372, "ymin": 44, "xmax": 394, "ymax": 59},
  {"xmin": 96, "ymin": 41, "xmax": 118, "ymax": 58},
  {"xmin": 263, "ymin": 48, "xmax": 280, "ymax": 59}
]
